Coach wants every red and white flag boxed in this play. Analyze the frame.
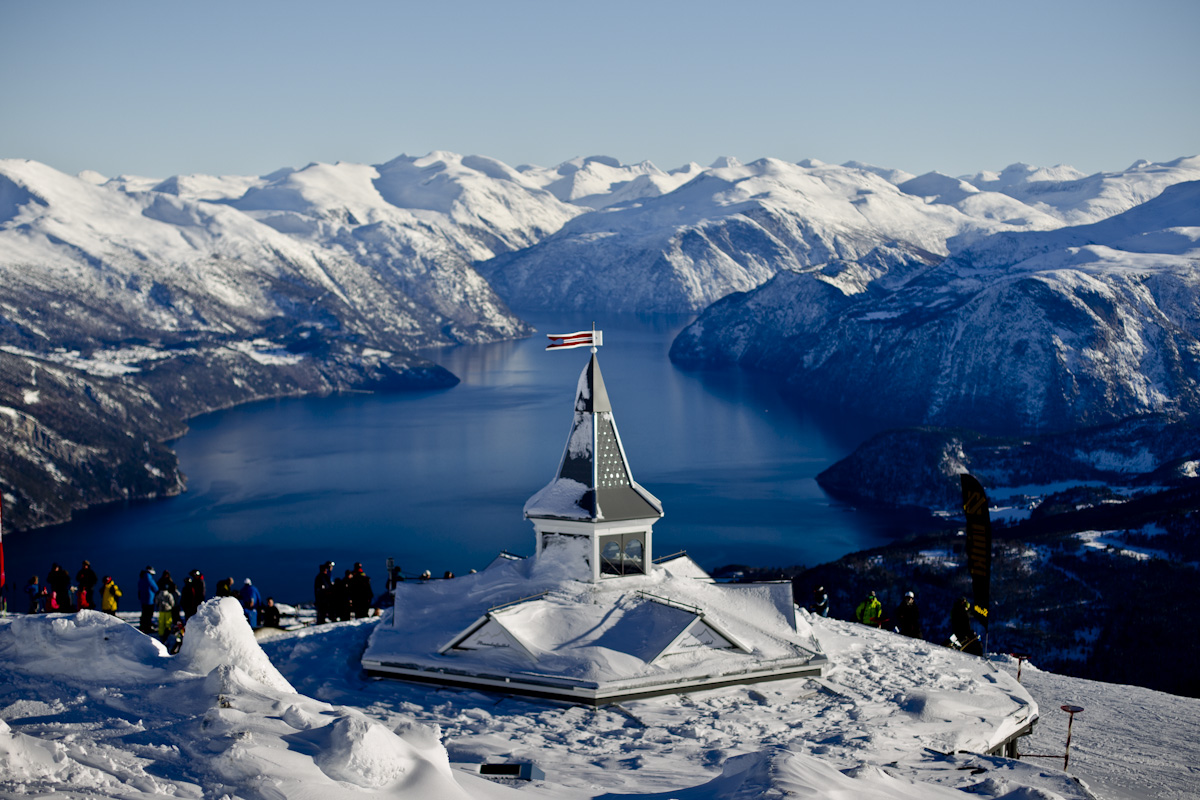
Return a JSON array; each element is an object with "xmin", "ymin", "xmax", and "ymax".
[{"xmin": 546, "ymin": 330, "xmax": 603, "ymax": 351}]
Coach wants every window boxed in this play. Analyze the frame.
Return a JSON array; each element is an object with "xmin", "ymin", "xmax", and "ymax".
[{"xmin": 599, "ymin": 532, "xmax": 646, "ymax": 576}]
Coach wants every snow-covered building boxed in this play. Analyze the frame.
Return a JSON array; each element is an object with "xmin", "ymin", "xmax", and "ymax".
[
  {"xmin": 362, "ymin": 349, "xmax": 830, "ymax": 704},
  {"xmin": 522, "ymin": 351, "xmax": 664, "ymax": 581}
]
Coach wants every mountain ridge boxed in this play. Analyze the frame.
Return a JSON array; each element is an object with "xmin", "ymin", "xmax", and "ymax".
[
  {"xmin": 670, "ymin": 178, "xmax": 1200, "ymax": 434},
  {"xmin": 3, "ymin": 150, "xmax": 1198, "ymax": 530}
]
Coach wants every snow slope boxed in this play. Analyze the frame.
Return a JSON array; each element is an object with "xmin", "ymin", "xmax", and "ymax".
[
  {"xmin": 4, "ymin": 598, "xmax": 1197, "ymax": 798},
  {"xmin": 0, "ymin": 601, "xmax": 478, "ymax": 799}
]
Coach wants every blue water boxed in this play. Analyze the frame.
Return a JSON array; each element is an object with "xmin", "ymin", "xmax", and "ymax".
[{"xmin": 3, "ymin": 314, "xmax": 908, "ymax": 608}]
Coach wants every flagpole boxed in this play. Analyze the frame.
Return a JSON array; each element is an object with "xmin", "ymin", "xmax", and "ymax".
[{"xmin": 0, "ymin": 491, "xmax": 6, "ymax": 615}]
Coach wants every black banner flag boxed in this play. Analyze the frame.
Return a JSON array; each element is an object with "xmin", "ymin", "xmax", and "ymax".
[{"xmin": 960, "ymin": 473, "xmax": 992, "ymax": 625}]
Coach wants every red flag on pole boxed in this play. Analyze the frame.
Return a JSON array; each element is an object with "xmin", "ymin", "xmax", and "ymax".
[{"xmin": 546, "ymin": 330, "xmax": 603, "ymax": 351}]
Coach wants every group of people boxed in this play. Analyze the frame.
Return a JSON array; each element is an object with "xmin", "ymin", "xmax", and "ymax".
[
  {"xmin": 312, "ymin": 561, "xmax": 375, "ymax": 624},
  {"xmin": 25, "ymin": 557, "xmax": 426, "ymax": 636},
  {"xmin": 810, "ymin": 585, "xmax": 982, "ymax": 653},
  {"xmin": 24, "ymin": 561, "xmax": 120, "ymax": 616},
  {"xmin": 309, "ymin": 561, "xmax": 467, "ymax": 624},
  {"xmin": 23, "ymin": 561, "xmax": 284, "ymax": 651},
  {"xmin": 849, "ymin": 589, "xmax": 924, "ymax": 639}
]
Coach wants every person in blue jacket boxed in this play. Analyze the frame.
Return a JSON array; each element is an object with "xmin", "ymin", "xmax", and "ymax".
[
  {"xmin": 137, "ymin": 566, "xmax": 158, "ymax": 633},
  {"xmin": 24, "ymin": 575, "xmax": 42, "ymax": 613},
  {"xmin": 240, "ymin": 578, "xmax": 262, "ymax": 629}
]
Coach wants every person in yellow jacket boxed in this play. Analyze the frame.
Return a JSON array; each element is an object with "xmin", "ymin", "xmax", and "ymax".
[
  {"xmin": 855, "ymin": 590, "xmax": 883, "ymax": 627},
  {"xmin": 100, "ymin": 576, "xmax": 122, "ymax": 615}
]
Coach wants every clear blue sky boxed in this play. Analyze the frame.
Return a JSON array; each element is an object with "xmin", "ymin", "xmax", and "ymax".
[{"xmin": 2, "ymin": 0, "xmax": 1196, "ymax": 179}]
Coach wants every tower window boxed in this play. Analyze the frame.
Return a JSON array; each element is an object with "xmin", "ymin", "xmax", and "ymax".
[{"xmin": 599, "ymin": 532, "xmax": 646, "ymax": 576}]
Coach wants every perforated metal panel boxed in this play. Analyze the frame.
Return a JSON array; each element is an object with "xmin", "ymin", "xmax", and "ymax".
[{"xmin": 595, "ymin": 414, "xmax": 630, "ymax": 489}]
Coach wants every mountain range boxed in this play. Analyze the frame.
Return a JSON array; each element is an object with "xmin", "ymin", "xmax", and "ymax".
[
  {"xmin": 2, "ymin": 151, "xmax": 1198, "ymax": 529},
  {"xmin": 670, "ymin": 175, "xmax": 1200, "ymax": 433}
]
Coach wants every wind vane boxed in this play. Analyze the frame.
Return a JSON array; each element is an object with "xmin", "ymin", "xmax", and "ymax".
[{"xmin": 545, "ymin": 325, "xmax": 603, "ymax": 353}]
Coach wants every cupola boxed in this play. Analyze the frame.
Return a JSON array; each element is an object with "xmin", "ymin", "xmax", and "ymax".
[{"xmin": 523, "ymin": 352, "xmax": 663, "ymax": 581}]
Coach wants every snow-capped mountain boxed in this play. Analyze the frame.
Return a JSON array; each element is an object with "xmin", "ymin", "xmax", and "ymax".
[
  {"xmin": 958, "ymin": 156, "xmax": 1200, "ymax": 225},
  {"xmin": 671, "ymin": 178, "xmax": 1200, "ymax": 434},
  {"xmin": 4, "ymin": 149, "xmax": 1199, "ymax": 528},
  {"xmin": 0, "ymin": 156, "xmax": 538, "ymax": 352},
  {"xmin": 478, "ymin": 156, "xmax": 1200, "ymax": 315},
  {"xmin": 0, "ymin": 153, "xmax": 579, "ymax": 529},
  {"xmin": 516, "ymin": 154, "xmax": 706, "ymax": 209}
]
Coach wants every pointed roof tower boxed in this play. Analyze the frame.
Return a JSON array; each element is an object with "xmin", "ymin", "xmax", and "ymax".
[
  {"xmin": 525, "ymin": 351, "xmax": 663, "ymax": 580},
  {"xmin": 526, "ymin": 352, "xmax": 662, "ymax": 523}
]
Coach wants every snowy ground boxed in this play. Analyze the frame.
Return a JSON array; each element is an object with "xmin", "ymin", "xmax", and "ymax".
[{"xmin": 1, "ymin": 601, "xmax": 1197, "ymax": 799}]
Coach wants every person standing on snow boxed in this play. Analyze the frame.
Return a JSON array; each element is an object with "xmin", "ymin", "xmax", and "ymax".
[
  {"xmin": 350, "ymin": 562, "xmax": 373, "ymax": 619},
  {"xmin": 333, "ymin": 570, "xmax": 352, "ymax": 620},
  {"xmin": 810, "ymin": 586, "xmax": 829, "ymax": 618},
  {"xmin": 158, "ymin": 570, "xmax": 178, "ymax": 602},
  {"xmin": 895, "ymin": 591, "xmax": 922, "ymax": 638},
  {"xmin": 240, "ymin": 578, "xmax": 262, "ymax": 628},
  {"xmin": 951, "ymin": 596, "xmax": 983, "ymax": 656},
  {"xmin": 314, "ymin": 562, "xmax": 333, "ymax": 624},
  {"xmin": 43, "ymin": 584, "xmax": 62, "ymax": 612},
  {"xmin": 24, "ymin": 576, "xmax": 41, "ymax": 613},
  {"xmin": 47, "ymin": 563, "xmax": 72, "ymax": 611},
  {"xmin": 101, "ymin": 576, "xmax": 122, "ymax": 615},
  {"xmin": 75, "ymin": 560, "xmax": 98, "ymax": 610},
  {"xmin": 180, "ymin": 569, "xmax": 205, "ymax": 621},
  {"xmin": 855, "ymin": 590, "xmax": 883, "ymax": 627},
  {"xmin": 156, "ymin": 580, "xmax": 177, "ymax": 639},
  {"xmin": 137, "ymin": 566, "xmax": 158, "ymax": 633}
]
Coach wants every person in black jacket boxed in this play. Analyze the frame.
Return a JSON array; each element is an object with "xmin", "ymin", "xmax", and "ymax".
[
  {"xmin": 314, "ymin": 562, "xmax": 333, "ymax": 624},
  {"xmin": 350, "ymin": 563, "xmax": 373, "ymax": 619},
  {"xmin": 895, "ymin": 591, "xmax": 922, "ymax": 639},
  {"xmin": 47, "ymin": 563, "xmax": 72, "ymax": 612},
  {"xmin": 332, "ymin": 570, "xmax": 351, "ymax": 621},
  {"xmin": 261, "ymin": 597, "xmax": 282, "ymax": 628},
  {"xmin": 810, "ymin": 585, "xmax": 829, "ymax": 618},
  {"xmin": 75, "ymin": 560, "xmax": 98, "ymax": 610},
  {"xmin": 181, "ymin": 569, "xmax": 205, "ymax": 621},
  {"xmin": 951, "ymin": 596, "xmax": 983, "ymax": 655}
]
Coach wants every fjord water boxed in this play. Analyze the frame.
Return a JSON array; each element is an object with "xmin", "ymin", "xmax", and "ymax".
[{"xmin": 5, "ymin": 316, "xmax": 911, "ymax": 606}]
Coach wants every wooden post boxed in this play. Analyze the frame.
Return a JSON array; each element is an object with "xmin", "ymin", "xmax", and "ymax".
[{"xmin": 1061, "ymin": 705, "xmax": 1084, "ymax": 770}]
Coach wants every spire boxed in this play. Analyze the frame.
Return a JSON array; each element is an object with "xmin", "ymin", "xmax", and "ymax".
[
  {"xmin": 575, "ymin": 353, "xmax": 611, "ymax": 413},
  {"xmin": 525, "ymin": 353, "xmax": 662, "ymax": 523}
]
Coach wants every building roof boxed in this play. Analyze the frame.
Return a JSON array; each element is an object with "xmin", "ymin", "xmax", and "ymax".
[{"xmin": 524, "ymin": 353, "xmax": 663, "ymax": 523}]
